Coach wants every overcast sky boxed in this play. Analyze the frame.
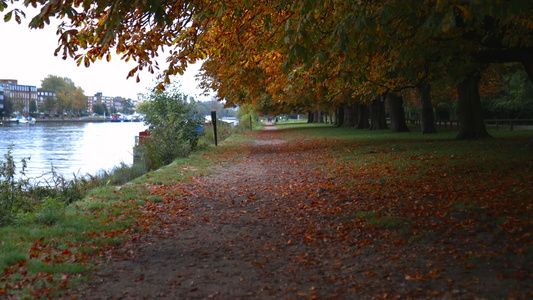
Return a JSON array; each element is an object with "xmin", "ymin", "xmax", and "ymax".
[{"xmin": 0, "ymin": 8, "xmax": 211, "ymax": 101}]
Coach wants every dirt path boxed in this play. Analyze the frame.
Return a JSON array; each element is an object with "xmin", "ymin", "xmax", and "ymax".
[{"xmin": 73, "ymin": 125, "xmax": 348, "ymax": 299}]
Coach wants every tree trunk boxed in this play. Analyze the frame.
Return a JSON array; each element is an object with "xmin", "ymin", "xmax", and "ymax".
[
  {"xmin": 369, "ymin": 97, "xmax": 387, "ymax": 130},
  {"xmin": 456, "ymin": 73, "xmax": 492, "ymax": 139},
  {"xmin": 418, "ymin": 82, "xmax": 437, "ymax": 134},
  {"xmin": 307, "ymin": 111, "xmax": 314, "ymax": 123},
  {"xmin": 356, "ymin": 103, "xmax": 370, "ymax": 129},
  {"xmin": 336, "ymin": 106, "xmax": 344, "ymax": 127},
  {"xmin": 387, "ymin": 93, "xmax": 410, "ymax": 132},
  {"xmin": 342, "ymin": 104, "xmax": 357, "ymax": 127}
]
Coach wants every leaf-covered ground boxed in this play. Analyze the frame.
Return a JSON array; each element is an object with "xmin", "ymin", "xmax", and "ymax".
[
  {"xmin": 2, "ymin": 124, "xmax": 527, "ymax": 299},
  {"xmin": 56, "ymin": 124, "xmax": 531, "ymax": 299}
]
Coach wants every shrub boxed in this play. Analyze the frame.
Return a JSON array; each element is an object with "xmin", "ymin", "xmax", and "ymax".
[
  {"xmin": 136, "ymin": 84, "xmax": 204, "ymax": 170},
  {"xmin": 14, "ymin": 197, "xmax": 66, "ymax": 226},
  {"xmin": 200, "ymin": 121, "xmax": 235, "ymax": 146},
  {"xmin": 0, "ymin": 145, "xmax": 31, "ymax": 225}
]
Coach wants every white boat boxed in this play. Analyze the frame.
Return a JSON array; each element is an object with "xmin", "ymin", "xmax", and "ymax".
[
  {"xmin": 131, "ymin": 114, "xmax": 142, "ymax": 122},
  {"xmin": 10, "ymin": 115, "xmax": 35, "ymax": 124}
]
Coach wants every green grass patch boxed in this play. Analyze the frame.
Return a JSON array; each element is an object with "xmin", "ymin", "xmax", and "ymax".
[{"xmin": 27, "ymin": 261, "xmax": 89, "ymax": 274}]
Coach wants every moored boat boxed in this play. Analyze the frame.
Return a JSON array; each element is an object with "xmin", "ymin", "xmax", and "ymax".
[
  {"xmin": 9, "ymin": 115, "xmax": 35, "ymax": 124},
  {"xmin": 109, "ymin": 113, "xmax": 123, "ymax": 122}
]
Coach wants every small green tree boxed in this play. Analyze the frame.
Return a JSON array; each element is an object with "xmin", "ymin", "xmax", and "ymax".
[
  {"xmin": 29, "ymin": 100, "xmax": 37, "ymax": 114},
  {"xmin": 0, "ymin": 145, "xmax": 29, "ymax": 225},
  {"xmin": 41, "ymin": 96, "xmax": 56, "ymax": 115},
  {"xmin": 92, "ymin": 103, "xmax": 104, "ymax": 115},
  {"xmin": 135, "ymin": 101, "xmax": 150, "ymax": 114},
  {"xmin": 139, "ymin": 84, "xmax": 203, "ymax": 170}
]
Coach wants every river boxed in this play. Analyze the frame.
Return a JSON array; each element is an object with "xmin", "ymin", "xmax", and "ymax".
[{"xmin": 0, "ymin": 121, "xmax": 147, "ymax": 182}]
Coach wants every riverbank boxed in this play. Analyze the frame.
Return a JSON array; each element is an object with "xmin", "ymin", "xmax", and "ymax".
[
  {"xmin": 1, "ymin": 116, "xmax": 147, "ymax": 124},
  {"xmin": 1, "ymin": 117, "xmax": 108, "ymax": 124},
  {"xmin": 36, "ymin": 117, "xmax": 108, "ymax": 122}
]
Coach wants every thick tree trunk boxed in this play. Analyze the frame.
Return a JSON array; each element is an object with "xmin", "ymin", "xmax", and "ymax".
[
  {"xmin": 356, "ymin": 103, "xmax": 370, "ymax": 129},
  {"xmin": 418, "ymin": 83, "xmax": 437, "ymax": 134},
  {"xmin": 336, "ymin": 106, "xmax": 344, "ymax": 127},
  {"xmin": 369, "ymin": 97, "xmax": 388, "ymax": 130},
  {"xmin": 456, "ymin": 73, "xmax": 492, "ymax": 139},
  {"xmin": 387, "ymin": 93, "xmax": 410, "ymax": 132},
  {"xmin": 318, "ymin": 110, "xmax": 324, "ymax": 123},
  {"xmin": 342, "ymin": 104, "xmax": 357, "ymax": 127},
  {"xmin": 307, "ymin": 111, "xmax": 314, "ymax": 123}
]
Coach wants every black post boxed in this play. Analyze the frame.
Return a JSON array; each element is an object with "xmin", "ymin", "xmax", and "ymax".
[{"xmin": 211, "ymin": 110, "xmax": 218, "ymax": 146}]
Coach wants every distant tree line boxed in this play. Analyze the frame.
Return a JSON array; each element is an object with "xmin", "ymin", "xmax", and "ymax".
[{"xmin": 193, "ymin": 98, "xmax": 237, "ymax": 118}]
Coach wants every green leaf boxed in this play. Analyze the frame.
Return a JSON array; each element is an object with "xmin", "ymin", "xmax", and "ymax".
[{"xmin": 3, "ymin": 11, "xmax": 11, "ymax": 22}]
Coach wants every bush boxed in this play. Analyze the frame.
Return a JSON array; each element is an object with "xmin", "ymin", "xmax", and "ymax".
[
  {"xmin": 14, "ymin": 197, "xmax": 66, "ymax": 226},
  {"xmin": 200, "ymin": 121, "xmax": 235, "ymax": 146},
  {"xmin": 0, "ymin": 145, "xmax": 32, "ymax": 225},
  {"xmin": 236, "ymin": 111, "xmax": 259, "ymax": 132},
  {"xmin": 0, "ymin": 148, "xmax": 150, "ymax": 227},
  {"xmin": 28, "ymin": 167, "xmax": 101, "ymax": 205},
  {"xmin": 136, "ymin": 84, "xmax": 204, "ymax": 170}
]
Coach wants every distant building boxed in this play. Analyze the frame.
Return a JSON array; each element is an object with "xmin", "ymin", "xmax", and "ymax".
[
  {"xmin": 87, "ymin": 92, "xmax": 127, "ymax": 113},
  {"xmin": 0, "ymin": 79, "xmax": 38, "ymax": 114},
  {"xmin": 113, "ymin": 96, "xmax": 126, "ymax": 111},
  {"xmin": 88, "ymin": 92, "xmax": 113, "ymax": 113},
  {"xmin": 0, "ymin": 85, "xmax": 4, "ymax": 111},
  {"xmin": 37, "ymin": 89, "xmax": 56, "ymax": 107}
]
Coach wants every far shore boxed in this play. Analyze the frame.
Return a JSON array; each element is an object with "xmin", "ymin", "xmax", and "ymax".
[
  {"xmin": 1, "ymin": 117, "xmax": 139, "ymax": 123},
  {"xmin": 35, "ymin": 117, "xmax": 108, "ymax": 123}
]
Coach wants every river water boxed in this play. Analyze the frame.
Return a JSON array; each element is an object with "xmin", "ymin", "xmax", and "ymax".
[{"xmin": 0, "ymin": 121, "xmax": 147, "ymax": 182}]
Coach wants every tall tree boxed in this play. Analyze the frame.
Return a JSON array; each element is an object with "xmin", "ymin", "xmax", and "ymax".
[
  {"xmin": 29, "ymin": 100, "xmax": 37, "ymax": 114},
  {"xmin": 71, "ymin": 87, "xmax": 86, "ymax": 114},
  {"xmin": 418, "ymin": 82, "xmax": 437, "ymax": 134},
  {"xmin": 387, "ymin": 93, "xmax": 410, "ymax": 132},
  {"xmin": 41, "ymin": 75, "xmax": 84, "ymax": 114}
]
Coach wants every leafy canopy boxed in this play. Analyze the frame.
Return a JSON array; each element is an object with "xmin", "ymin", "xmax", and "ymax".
[{"xmin": 3, "ymin": 0, "xmax": 533, "ymax": 115}]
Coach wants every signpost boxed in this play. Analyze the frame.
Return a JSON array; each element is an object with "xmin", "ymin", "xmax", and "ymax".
[{"xmin": 211, "ymin": 111, "xmax": 218, "ymax": 146}]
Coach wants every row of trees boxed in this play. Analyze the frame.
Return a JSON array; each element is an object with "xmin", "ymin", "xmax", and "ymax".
[
  {"xmin": 195, "ymin": 99, "xmax": 237, "ymax": 119},
  {"xmin": 0, "ymin": 75, "xmax": 85, "ymax": 117},
  {"xmin": 3, "ymin": 1, "xmax": 533, "ymax": 138},
  {"xmin": 136, "ymin": 96, "xmax": 238, "ymax": 119},
  {"xmin": 3, "ymin": 74, "xmax": 137, "ymax": 117}
]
